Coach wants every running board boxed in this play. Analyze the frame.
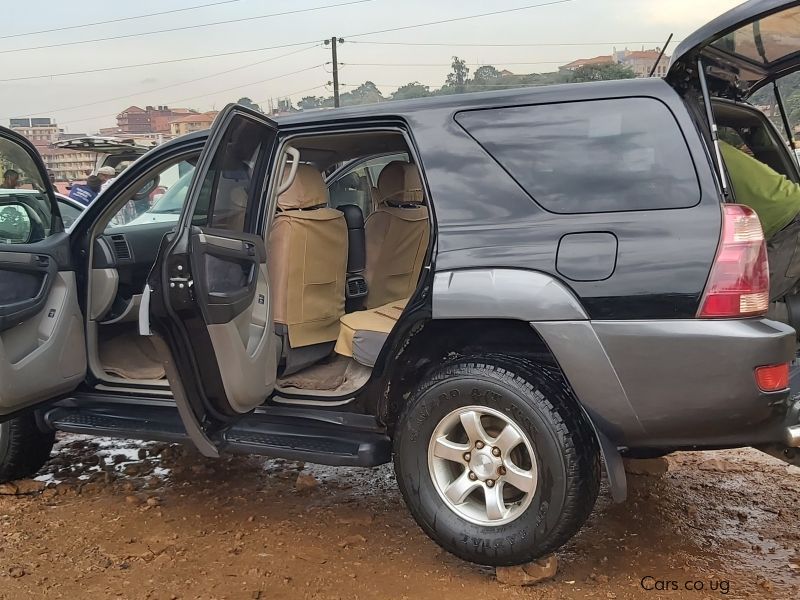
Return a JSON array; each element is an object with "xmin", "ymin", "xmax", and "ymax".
[{"xmin": 44, "ymin": 404, "xmax": 391, "ymax": 467}]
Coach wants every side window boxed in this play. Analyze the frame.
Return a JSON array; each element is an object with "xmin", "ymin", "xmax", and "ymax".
[
  {"xmin": 456, "ymin": 98, "xmax": 701, "ymax": 214},
  {"xmin": 0, "ymin": 136, "xmax": 58, "ymax": 244},
  {"xmin": 192, "ymin": 115, "xmax": 274, "ymax": 232},
  {"xmin": 105, "ymin": 156, "xmax": 197, "ymax": 230},
  {"xmin": 57, "ymin": 198, "xmax": 82, "ymax": 229},
  {"xmin": 328, "ymin": 153, "xmax": 409, "ymax": 216},
  {"xmin": 328, "ymin": 165, "xmax": 372, "ymax": 215}
]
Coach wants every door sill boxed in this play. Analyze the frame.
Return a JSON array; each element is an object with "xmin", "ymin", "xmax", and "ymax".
[{"xmin": 43, "ymin": 402, "xmax": 390, "ymax": 467}]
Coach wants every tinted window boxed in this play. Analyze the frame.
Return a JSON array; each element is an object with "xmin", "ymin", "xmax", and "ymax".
[
  {"xmin": 192, "ymin": 114, "xmax": 274, "ymax": 232},
  {"xmin": 711, "ymin": 7, "xmax": 800, "ymax": 66},
  {"xmin": 456, "ymin": 98, "xmax": 700, "ymax": 214},
  {"xmin": 57, "ymin": 198, "xmax": 82, "ymax": 229}
]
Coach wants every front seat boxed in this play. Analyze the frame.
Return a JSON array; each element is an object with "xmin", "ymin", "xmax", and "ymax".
[
  {"xmin": 268, "ymin": 164, "xmax": 348, "ymax": 375},
  {"xmin": 363, "ymin": 161, "xmax": 429, "ymax": 308}
]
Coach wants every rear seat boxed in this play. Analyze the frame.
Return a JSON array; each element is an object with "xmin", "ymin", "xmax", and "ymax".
[{"xmin": 334, "ymin": 299, "xmax": 407, "ymax": 367}]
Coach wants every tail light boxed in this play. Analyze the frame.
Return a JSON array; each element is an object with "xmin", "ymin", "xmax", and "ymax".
[{"xmin": 698, "ymin": 204, "xmax": 769, "ymax": 318}]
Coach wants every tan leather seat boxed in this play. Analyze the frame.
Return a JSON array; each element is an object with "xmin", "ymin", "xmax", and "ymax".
[
  {"xmin": 268, "ymin": 165, "xmax": 348, "ymax": 352},
  {"xmin": 364, "ymin": 162, "xmax": 429, "ymax": 309},
  {"xmin": 335, "ymin": 299, "xmax": 407, "ymax": 367}
]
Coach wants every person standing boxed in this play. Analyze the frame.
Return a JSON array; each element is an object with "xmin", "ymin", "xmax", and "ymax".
[
  {"xmin": 2, "ymin": 169, "xmax": 20, "ymax": 188},
  {"xmin": 68, "ymin": 175, "xmax": 102, "ymax": 206}
]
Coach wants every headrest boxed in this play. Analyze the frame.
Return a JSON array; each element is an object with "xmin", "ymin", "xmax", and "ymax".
[
  {"xmin": 377, "ymin": 161, "xmax": 424, "ymax": 205},
  {"xmin": 277, "ymin": 164, "xmax": 329, "ymax": 210},
  {"xmin": 403, "ymin": 164, "xmax": 424, "ymax": 204},
  {"xmin": 376, "ymin": 161, "xmax": 407, "ymax": 204}
]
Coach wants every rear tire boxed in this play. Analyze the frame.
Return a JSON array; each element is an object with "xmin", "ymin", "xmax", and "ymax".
[
  {"xmin": 393, "ymin": 358, "xmax": 600, "ymax": 566},
  {"xmin": 0, "ymin": 413, "xmax": 55, "ymax": 483}
]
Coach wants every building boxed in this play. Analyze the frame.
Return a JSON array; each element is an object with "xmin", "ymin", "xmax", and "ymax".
[
  {"xmin": 39, "ymin": 147, "xmax": 96, "ymax": 181},
  {"xmin": 116, "ymin": 105, "xmax": 198, "ymax": 135},
  {"xmin": 559, "ymin": 48, "xmax": 669, "ymax": 78},
  {"xmin": 559, "ymin": 55, "xmax": 614, "ymax": 72},
  {"xmin": 615, "ymin": 48, "xmax": 669, "ymax": 78},
  {"xmin": 169, "ymin": 112, "xmax": 217, "ymax": 136},
  {"xmin": 9, "ymin": 117, "xmax": 61, "ymax": 146}
]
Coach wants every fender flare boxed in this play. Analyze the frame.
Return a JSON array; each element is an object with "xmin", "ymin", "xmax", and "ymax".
[{"xmin": 431, "ymin": 268, "xmax": 629, "ymax": 501}]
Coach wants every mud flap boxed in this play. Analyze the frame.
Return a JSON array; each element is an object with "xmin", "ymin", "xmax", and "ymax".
[{"xmin": 756, "ymin": 445, "xmax": 800, "ymax": 468}]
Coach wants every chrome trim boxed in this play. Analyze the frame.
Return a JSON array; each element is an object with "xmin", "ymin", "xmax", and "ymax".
[{"xmin": 786, "ymin": 425, "xmax": 800, "ymax": 448}]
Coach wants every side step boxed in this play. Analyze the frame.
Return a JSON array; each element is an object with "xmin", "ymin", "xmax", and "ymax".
[{"xmin": 44, "ymin": 403, "xmax": 391, "ymax": 467}]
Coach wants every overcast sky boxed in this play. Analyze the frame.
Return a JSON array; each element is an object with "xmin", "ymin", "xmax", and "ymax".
[{"xmin": 0, "ymin": 0, "xmax": 743, "ymax": 133}]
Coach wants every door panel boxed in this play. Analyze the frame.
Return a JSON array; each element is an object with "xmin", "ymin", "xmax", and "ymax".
[
  {"xmin": 148, "ymin": 104, "xmax": 280, "ymax": 447},
  {"xmin": 0, "ymin": 126, "xmax": 86, "ymax": 418}
]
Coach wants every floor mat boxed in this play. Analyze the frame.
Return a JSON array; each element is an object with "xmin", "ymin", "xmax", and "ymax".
[
  {"xmin": 277, "ymin": 355, "xmax": 351, "ymax": 391},
  {"xmin": 100, "ymin": 330, "xmax": 166, "ymax": 380}
]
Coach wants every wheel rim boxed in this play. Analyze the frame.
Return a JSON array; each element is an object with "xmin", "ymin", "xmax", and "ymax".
[{"xmin": 427, "ymin": 405, "xmax": 538, "ymax": 526}]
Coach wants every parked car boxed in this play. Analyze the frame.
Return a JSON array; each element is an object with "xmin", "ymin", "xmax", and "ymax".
[
  {"xmin": 1, "ymin": 0, "xmax": 799, "ymax": 567},
  {"xmin": 54, "ymin": 136, "xmax": 150, "ymax": 174}
]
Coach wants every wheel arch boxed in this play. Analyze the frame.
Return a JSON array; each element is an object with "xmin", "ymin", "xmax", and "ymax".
[{"xmin": 380, "ymin": 266, "xmax": 630, "ymax": 501}]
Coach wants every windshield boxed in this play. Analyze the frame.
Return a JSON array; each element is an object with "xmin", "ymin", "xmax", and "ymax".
[
  {"xmin": 148, "ymin": 167, "xmax": 195, "ymax": 214},
  {"xmin": 711, "ymin": 6, "xmax": 800, "ymax": 67}
]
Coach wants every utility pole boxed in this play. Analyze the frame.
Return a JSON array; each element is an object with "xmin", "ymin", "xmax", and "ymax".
[{"xmin": 325, "ymin": 36, "xmax": 343, "ymax": 107}]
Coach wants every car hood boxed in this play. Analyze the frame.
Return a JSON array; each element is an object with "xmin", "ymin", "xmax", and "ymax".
[{"xmin": 667, "ymin": 0, "xmax": 800, "ymax": 99}]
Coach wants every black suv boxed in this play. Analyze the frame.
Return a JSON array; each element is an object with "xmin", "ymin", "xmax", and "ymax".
[{"xmin": 1, "ymin": 0, "xmax": 799, "ymax": 567}]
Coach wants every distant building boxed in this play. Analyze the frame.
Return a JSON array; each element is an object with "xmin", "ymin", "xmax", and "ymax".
[
  {"xmin": 169, "ymin": 112, "xmax": 217, "ymax": 137},
  {"xmin": 10, "ymin": 117, "xmax": 61, "ymax": 146},
  {"xmin": 559, "ymin": 48, "xmax": 669, "ymax": 78},
  {"xmin": 39, "ymin": 147, "xmax": 96, "ymax": 181},
  {"xmin": 116, "ymin": 105, "xmax": 197, "ymax": 135},
  {"xmin": 615, "ymin": 48, "xmax": 669, "ymax": 78},
  {"xmin": 559, "ymin": 55, "xmax": 614, "ymax": 72}
]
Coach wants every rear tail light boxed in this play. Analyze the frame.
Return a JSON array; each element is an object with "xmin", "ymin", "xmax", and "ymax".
[
  {"xmin": 698, "ymin": 204, "xmax": 769, "ymax": 318},
  {"xmin": 755, "ymin": 363, "xmax": 789, "ymax": 392}
]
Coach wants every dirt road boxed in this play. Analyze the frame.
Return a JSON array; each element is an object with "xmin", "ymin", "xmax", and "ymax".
[{"xmin": 0, "ymin": 436, "xmax": 797, "ymax": 599}]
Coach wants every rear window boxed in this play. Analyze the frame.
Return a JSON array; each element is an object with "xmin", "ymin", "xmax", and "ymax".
[{"xmin": 455, "ymin": 97, "xmax": 700, "ymax": 214}]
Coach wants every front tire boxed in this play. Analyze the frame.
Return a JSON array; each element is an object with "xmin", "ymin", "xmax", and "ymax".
[
  {"xmin": 0, "ymin": 413, "xmax": 55, "ymax": 483},
  {"xmin": 393, "ymin": 359, "xmax": 600, "ymax": 566}
]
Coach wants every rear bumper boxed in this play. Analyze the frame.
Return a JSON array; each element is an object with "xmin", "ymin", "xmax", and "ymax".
[{"xmin": 533, "ymin": 318, "xmax": 797, "ymax": 448}]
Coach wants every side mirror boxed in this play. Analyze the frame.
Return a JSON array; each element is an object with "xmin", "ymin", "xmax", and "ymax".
[
  {"xmin": 0, "ymin": 202, "xmax": 34, "ymax": 243},
  {"xmin": 134, "ymin": 176, "xmax": 160, "ymax": 201}
]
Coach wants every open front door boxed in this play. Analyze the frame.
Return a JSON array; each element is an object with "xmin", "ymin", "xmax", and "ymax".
[
  {"xmin": 147, "ymin": 105, "xmax": 281, "ymax": 455},
  {"xmin": 0, "ymin": 127, "xmax": 86, "ymax": 420}
]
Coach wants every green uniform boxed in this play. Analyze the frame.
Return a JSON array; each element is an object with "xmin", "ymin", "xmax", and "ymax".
[{"xmin": 719, "ymin": 141, "xmax": 800, "ymax": 239}]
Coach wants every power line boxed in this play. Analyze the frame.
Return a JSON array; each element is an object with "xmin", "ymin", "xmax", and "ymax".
[
  {"xmin": 0, "ymin": 0, "xmax": 377, "ymax": 55},
  {"xmin": 342, "ymin": 61, "xmax": 571, "ymax": 67},
  {"xmin": 348, "ymin": 40, "xmax": 681, "ymax": 47},
  {"xmin": 0, "ymin": 3, "xmax": 590, "ymax": 81},
  {"xmin": 15, "ymin": 46, "xmax": 319, "ymax": 118},
  {"xmin": 58, "ymin": 64, "xmax": 326, "ymax": 126},
  {"xmin": 345, "ymin": 0, "xmax": 574, "ymax": 39},
  {"xmin": 0, "ymin": 41, "xmax": 321, "ymax": 83},
  {"xmin": 0, "ymin": 0, "xmax": 248, "ymax": 41}
]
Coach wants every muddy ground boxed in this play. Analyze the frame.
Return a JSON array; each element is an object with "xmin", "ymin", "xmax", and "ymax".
[{"xmin": 0, "ymin": 437, "xmax": 798, "ymax": 600}]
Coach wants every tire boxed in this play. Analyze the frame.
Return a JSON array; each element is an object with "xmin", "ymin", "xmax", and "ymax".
[
  {"xmin": 393, "ymin": 358, "xmax": 600, "ymax": 566},
  {"xmin": 0, "ymin": 413, "xmax": 56, "ymax": 483}
]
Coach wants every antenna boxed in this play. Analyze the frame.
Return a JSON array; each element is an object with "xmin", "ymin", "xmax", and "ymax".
[{"xmin": 648, "ymin": 33, "xmax": 673, "ymax": 77}]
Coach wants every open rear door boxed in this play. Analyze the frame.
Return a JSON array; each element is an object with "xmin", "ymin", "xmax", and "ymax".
[
  {"xmin": 0, "ymin": 127, "xmax": 86, "ymax": 420},
  {"xmin": 147, "ymin": 105, "xmax": 281, "ymax": 455}
]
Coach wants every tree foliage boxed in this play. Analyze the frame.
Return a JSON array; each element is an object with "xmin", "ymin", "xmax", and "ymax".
[
  {"xmin": 236, "ymin": 97, "xmax": 262, "ymax": 113},
  {"xmin": 392, "ymin": 82, "xmax": 431, "ymax": 100},
  {"xmin": 293, "ymin": 55, "xmax": 646, "ymax": 111}
]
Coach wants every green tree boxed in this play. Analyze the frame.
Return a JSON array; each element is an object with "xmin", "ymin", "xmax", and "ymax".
[
  {"xmin": 472, "ymin": 65, "xmax": 501, "ymax": 85},
  {"xmin": 236, "ymin": 97, "xmax": 262, "ymax": 112},
  {"xmin": 565, "ymin": 63, "xmax": 636, "ymax": 83},
  {"xmin": 443, "ymin": 56, "xmax": 470, "ymax": 93},
  {"xmin": 297, "ymin": 96, "xmax": 324, "ymax": 110},
  {"xmin": 341, "ymin": 81, "xmax": 384, "ymax": 106},
  {"xmin": 392, "ymin": 82, "xmax": 431, "ymax": 100}
]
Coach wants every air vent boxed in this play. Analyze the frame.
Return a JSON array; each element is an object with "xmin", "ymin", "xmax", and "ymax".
[
  {"xmin": 346, "ymin": 277, "xmax": 368, "ymax": 299},
  {"xmin": 110, "ymin": 234, "xmax": 132, "ymax": 260}
]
